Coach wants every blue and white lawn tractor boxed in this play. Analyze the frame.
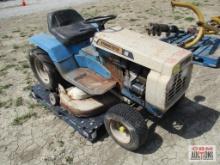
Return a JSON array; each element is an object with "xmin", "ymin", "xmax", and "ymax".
[{"xmin": 29, "ymin": 9, "xmax": 193, "ymax": 151}]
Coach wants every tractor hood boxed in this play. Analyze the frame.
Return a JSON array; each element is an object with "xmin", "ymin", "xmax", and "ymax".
[{"xmin": 92, "ymin": 27, "xmax": 192, "ymax": 75}]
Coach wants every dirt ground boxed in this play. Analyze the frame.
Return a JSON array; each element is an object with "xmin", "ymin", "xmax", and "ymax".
[
  {"xmin": 0, "ymin": 0, "xmax": 220, "ymax": 164},
  {"xmin": 0, "ymin": 0, "xmax": 94, "ymax": 19}
]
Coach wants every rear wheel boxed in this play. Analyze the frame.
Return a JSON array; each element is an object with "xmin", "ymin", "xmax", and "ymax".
[
  {"xmin": 104, "ymin": 103, "xmax": 148, "ymax": 151},
  {"xmin": 29, "ymin": 48, "xmax": 64, "ymax": 91}
]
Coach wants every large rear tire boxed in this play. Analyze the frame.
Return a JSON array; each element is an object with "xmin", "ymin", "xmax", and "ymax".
[
  {"xmin": 104, "ymin": 103, "xmax": 148, "ymax": 151},
  {"xmin": 29, "ymin": 48, "xmax": 64, "ymax": 91}
]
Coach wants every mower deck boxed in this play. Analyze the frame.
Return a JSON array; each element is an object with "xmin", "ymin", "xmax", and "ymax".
[
  {"xmin": 161, "ymin": 33, "xmax": 220, "ymax": 68},
  {"xmin": 31, "ymin": 85, "xmax": 106, "ymax": 142}
]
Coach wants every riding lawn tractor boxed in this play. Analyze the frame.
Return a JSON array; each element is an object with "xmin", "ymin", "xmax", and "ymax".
[{"xmin": 29, "ymin": 9, "xmax": 193, "ymax": 151}]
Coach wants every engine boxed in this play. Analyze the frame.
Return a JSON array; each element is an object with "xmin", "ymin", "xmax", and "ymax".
[
  {"xmin": 100, "ymin": 51, "xmax": 149, "ymax": 99},
  {"xmin": 123, "ymin": 64, "xmax": 149, "ymax": 97}
]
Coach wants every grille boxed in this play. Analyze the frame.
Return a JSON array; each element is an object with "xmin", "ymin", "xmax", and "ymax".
[{"xmin": 166, "ymin": 71, "xmax": 186, "ymax": 104}]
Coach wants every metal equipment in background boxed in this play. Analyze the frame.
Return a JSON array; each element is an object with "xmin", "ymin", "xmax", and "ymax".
[
  {"xmin": 146, "ymin": 0, "xmax": 220, "ymax": 68},
  {"xmin": 161, "ymin": 32, "xmax": 220, "ymax": 67}
]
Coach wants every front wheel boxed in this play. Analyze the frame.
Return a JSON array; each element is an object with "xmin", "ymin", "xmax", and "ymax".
[
  {"xmin": 104, "ymin": 103, "xmax": 148, "ymax": 151},
  {"xmin": 49, "ymin": 92, "xmax": 60, "ymax": 106}
]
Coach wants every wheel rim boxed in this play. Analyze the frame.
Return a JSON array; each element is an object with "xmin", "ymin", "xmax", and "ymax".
[
  {"xmin": 110, "ymin": 120, "xmax": 131, "ymax": 144},
  {"xmin": 49, "ymin": 93, "xmax": 56, "ymax": 105},
  {"xmin": 34, "ymin": 59, "xmax": 50, "ymax": 84}
]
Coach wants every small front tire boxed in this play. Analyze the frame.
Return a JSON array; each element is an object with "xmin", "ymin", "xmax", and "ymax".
[
  {"xmin": 49, "ymin": 92, "xmax": 60, "ymax": 106},
  {"xmin": 104, "ymin": 103, "xmax": 148, "ymax": 151}
]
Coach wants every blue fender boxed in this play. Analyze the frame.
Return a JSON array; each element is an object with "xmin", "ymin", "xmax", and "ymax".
[
  {"xmin": 29, "ymin": 33, "xmax": 71, "ymax": 63},
  {"xmin": 29, "ymin": 33, "xmax": 89, "ymax": 62},
  {"xmin": 29, "ymin": 33, "xmax": 90, "ymax": 74}
]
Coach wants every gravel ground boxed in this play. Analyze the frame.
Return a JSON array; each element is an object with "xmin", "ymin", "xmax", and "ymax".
[
  {"xmin": 0, "ymin": 0, "xmax": 220, "ymax": 165},
  {"xmin": 0, "ymin": 0, "xmax": 96, "ymax": 19}
]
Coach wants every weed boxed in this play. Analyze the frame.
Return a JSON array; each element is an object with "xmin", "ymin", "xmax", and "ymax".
[
  {"xmin": 0, "ymin": 99, "xmax": 13, "ymax": 109},
  {"xmin": 0, "ymin": 101, "xmax": 5, "ymax": 108},
  {"xmin": 22, "ymin": 70, "xmax": 28, "ymax": 74},
  {"xmin": 25, "ymin": 73, "xmax": 34, "ymax": 85},
  {"xmin": 0, "ymin": 54, "xmax": 7, "ymax": 59},
  {"xmin": 22, "ymin": 63, "xmax": 29, "ymax": 69},
  {"xmin": 13, "ymin": 44, "xmax": 20, "ymax": 49},
  {"xmin": 82, "ymin": 9, "xmax": 99, "ymax": 18},
  {"xmin": 28, "ymin": 102, "xmax": 42, "ymax": 109},
  {"xmin": 2, "ymin": 35, "xmax": 10, "ymax": 39},
  {"xmin": 15, "ymin": 97, "xmax": 23, "ymax": 107},
  {"xmin": 12, "ymin": 29, "xmax": 20, "ymax": 33},
  {"xmin": 11, "ymin": 58, "xmax": 17, "ymax": 61},
  {"xmin": 12, "ymin": 112, "xmax": 37, "ymax": 125},
  {"xmin": 70, "ymin": 131, "xmax": 76, "ymax": 136},
  {"xmin": 0, "ymin": 71, "xmax": 7, "ymax": 77},
  {"xmin": 20, "ymin": 32, "xmax": 26, "ymax": 37},
  {"xmin": 5, "ymin": 99, "xmax": 13, "ymax": 108},
  {"xmin": 174, "ymin": 15, "xmax": 182, "ymax": 20},
  {"xmin": 58, "ymin": 140, "xmax": 64, "ymax": 147},
  {"xmin": 184, "ymin": 16, "xmax": 194, "ymax": 22},
  {"xmin": 0, "ymin": 64, "xmax": 16, "ymax": 72},
  {"xmin": 192, "ymin": 1, "xmax": 201, "ymax": 6},
  {"xmin": 129, "ymin": 18, "xmax": 138, "ymax": 22},
  {"xmin": 87, "ymin": 5, "xmax": 96, "ymax": 10},
  {"xmin": 23, "ymin": 85, "xmax": 32, "ymax": 91},
  {"xmin": 16, "ymin": 61, "xmax": 30, "ymax": 71},
  {"xmin": 208, "ymin": 3, "xmax": 214, "ymax": 6},
  {"xmin": 0, "ymin": 84, "xmax": 13, "ymax": 94},
  {"xmin": 26, "ymin": 79, "xmax": 33, "ymax": 85},
  {"xmin": 65, "ymin": 156, "xmax": 73, "ymax": 164},
  {"xmin": 174, "ymin": 10, "xmax": 182, "ymax": 15}
]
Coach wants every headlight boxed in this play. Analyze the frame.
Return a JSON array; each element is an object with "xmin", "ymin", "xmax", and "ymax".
[{"xmin": 172, "ymin": 64, "xmax": 181, "ymax": 75}]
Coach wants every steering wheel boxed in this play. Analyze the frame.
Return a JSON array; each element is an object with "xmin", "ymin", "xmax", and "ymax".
[{"xmin": 85, "ymin": 15, "xmax": 116, "ymax": 27}]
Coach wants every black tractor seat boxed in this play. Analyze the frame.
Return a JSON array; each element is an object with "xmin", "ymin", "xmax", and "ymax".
[{"xmin": 48, "ymin": 9, "xmax": 96, "ymax": 45}]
